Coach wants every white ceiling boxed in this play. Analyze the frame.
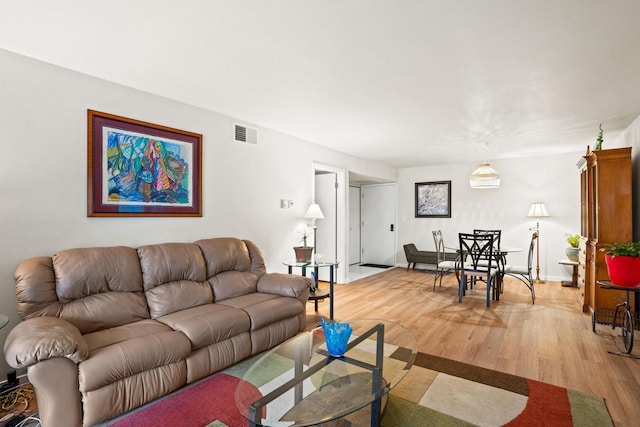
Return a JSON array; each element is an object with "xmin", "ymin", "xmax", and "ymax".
[{"xmin": 2, "ymin": 0, "xmax": 640, "ymax": 168}]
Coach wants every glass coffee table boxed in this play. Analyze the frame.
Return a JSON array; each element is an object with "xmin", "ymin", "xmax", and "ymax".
[{"xmin": 235, "ymin": 318, "xmax": 416, "ymax": 426}]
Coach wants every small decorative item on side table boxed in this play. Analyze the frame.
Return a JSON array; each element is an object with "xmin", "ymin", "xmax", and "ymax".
[
  {"xmin": 284, "ymin": 260, "xmax": 339, "ymax": 319},
  {"xmin": 293, "ymin": 235, "xmax": 313, "ymax": 263},
  {"xmin": 321, "ymin": 318, "xmax": 352, "ymax": 357}
]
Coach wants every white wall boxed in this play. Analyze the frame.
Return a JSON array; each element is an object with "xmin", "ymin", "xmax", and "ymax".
[
  {"xmin": 396, "ymin": 153, "xmax": 583, "ymax": 281},
  {"xmin": 0, "ymin": 49, "xmax": 396, "ymax": 378},
  {"xmin": 2, "ymin": 46, "xmax": 633, "ymax": 382},
  {"xmin": 611, "ymin": 114, "xmax": 640, "ymax": 241}
]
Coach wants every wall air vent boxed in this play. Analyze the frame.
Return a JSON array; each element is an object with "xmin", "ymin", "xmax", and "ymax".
[{"xmin": 234, "ymin": 123, "xmax": 258, "ymax": 145}]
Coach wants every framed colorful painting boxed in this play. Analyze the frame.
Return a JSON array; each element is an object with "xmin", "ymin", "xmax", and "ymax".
[
  {"xmin": 87, "ymin": 110, "xmax": 202, "ymax": 217},
  {"xmin": 415, "ymin": 181, "xmax": 451, "ymax": 218}
]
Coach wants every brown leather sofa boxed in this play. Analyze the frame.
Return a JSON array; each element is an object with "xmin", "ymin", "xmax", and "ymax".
[{"xmin": 3, "ymin": 237, "xmax": 311, "ymax": 427}]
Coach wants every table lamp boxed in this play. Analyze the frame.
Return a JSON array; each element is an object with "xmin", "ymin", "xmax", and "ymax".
[{"xmin": 304, "ymin": 203, "xmax": 324, "ymax": 261}]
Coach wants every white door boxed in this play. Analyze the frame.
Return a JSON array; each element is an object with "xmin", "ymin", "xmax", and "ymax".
[
  {"xmin": 361, "ymin": 183, "xmax": 396, "ymax": 266},
  {"xmin": 349, "ymin": 186, "xmax": 361, "ymax": 265}
]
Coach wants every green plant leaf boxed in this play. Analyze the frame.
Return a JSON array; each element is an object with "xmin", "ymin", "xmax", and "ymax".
[
  {"xmin": 565, "ymin": 233, "xmax": 580, "ymax": 248},
  {"xmin": 600, "ymin": 242, "xmax": 640, "ymax": 257}
]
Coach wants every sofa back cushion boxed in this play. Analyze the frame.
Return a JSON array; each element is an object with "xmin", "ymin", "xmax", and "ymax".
[
  {"xmin": 195, "ymin": 238, "xmax": 266, "ymax": 301},
  {"xmin": 138, "ymin": 242, "xmax": 211, "ymax": 318},
  {"xmin": 15, "ymin": 246, "xmax": 150, "ymax": 334},
  {"xmin": 14, "ymin": 237, "xmax": 269, "ymax": 330}
]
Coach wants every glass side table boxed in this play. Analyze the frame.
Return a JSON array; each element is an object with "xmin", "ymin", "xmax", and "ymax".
[{"xmin": 283, "ymin": 261, "xmax": 338, "ymax": 320}]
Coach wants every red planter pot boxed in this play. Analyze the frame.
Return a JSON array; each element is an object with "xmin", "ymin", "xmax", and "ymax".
[{"xmin": 605, "ymin": 254, "xmax": 640, "ymax": 287}]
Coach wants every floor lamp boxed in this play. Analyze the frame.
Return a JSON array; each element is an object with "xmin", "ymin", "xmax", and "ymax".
[
  {"xmin": 304, "ymin": 203, "xmax": 324, "ymax": 261},
  {"xmin": 528, "ymin": 202, "xmax": 549, "ymax": 283}
]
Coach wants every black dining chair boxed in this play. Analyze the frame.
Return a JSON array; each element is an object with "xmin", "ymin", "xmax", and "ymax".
[
  {"xmin": 503, "ymin": 232, "xmax": 537, "ymax": 304},
  {"xmin": 458, "ymin": 232, "xmax": 499, "ymax": 307},
  {"xmin": 472, "ymin": 229, "xmax": 503, "ymax": 296},
  {"xmin": 473, "ymin": 229, "xmax": 502, "ymax": 250},
  {"xmin": 432, "ymin": 230, "xmax": 458, "ymax": 291}
]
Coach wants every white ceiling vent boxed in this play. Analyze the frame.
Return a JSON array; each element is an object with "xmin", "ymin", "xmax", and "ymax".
[{"xmin": 234, "ymin": 123, "xmax": 258, "ymax": 145}]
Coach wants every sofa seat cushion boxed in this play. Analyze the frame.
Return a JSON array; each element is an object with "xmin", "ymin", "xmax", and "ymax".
[
  {"xmin": 157, "ymin": 304, "xmax": 251, "ymax": 350},
  {"xmin": 78, "ymin": 326, "xmax": 190, "ymax": 393},
  {"xmin": 218, "ymin": 293, "xmax": 305, "ymax": 331}
]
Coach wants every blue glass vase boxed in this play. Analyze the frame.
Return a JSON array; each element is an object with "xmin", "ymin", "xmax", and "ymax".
[{"xmin": 321, "ymin": 318, "xmax": 352, "ymax": 357}]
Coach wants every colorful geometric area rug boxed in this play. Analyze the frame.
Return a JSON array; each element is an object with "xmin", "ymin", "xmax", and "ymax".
[{"xmin": 103, "ymin": 352, "xmax": 612, "ymax": 427}]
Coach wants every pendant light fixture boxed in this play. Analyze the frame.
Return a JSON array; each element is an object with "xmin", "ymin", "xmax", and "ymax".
[{"xmin": 469, "ymin": 162, "xmax": 501, "ymax": 189}]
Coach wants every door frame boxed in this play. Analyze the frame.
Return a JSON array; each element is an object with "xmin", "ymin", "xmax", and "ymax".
[
  {"xmin": 313, "ymin": 162, "xmax": 347, "ymax": 284},
  {"xmin": 348, "ymin": 186, "xmax": 362, "ymax": 265}
]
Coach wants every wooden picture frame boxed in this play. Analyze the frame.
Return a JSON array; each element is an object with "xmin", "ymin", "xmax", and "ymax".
[
  {"xmin": 88, "ymin": 110, "xmax": 202, "ymax": 217},
  {"xmin": 415, "ymin": 181, "xmax": 451, "ymax": 218}
]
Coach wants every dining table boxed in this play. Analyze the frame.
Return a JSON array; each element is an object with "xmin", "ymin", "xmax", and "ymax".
[{"xmin": 444, "ymin": 244, "xmax": 522, "ymax": 262}]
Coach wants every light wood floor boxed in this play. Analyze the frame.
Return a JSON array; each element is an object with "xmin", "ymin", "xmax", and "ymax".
[{"xmin": 305, "ymin": 268, "xmax": 640, "ymax": 427}]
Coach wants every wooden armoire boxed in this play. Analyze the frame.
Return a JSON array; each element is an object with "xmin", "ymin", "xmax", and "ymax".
[{"xmin": 576, "ymin": 147, "xmax": 633, "ymax": 324}]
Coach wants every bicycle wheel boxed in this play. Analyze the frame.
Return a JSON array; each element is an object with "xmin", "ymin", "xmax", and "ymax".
[{"xmin": 621, "ymin": 310, "xmax": 634, "ymax": 354}]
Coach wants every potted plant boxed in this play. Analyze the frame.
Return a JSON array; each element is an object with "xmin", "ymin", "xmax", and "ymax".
[
  {"xmin": 600, "ymin": 242, "xmax": 640, "ymax": 287},
  {"xmin": 565, "ymin": 233, "xmax": 580, "ymax": 262},
  {"xmin": 595, "ymin": 124, "xmax": 604, "ymax": 150},
  {"xmin": 293, "ymin": 230, "xmax": 313, "ymax": 263}
]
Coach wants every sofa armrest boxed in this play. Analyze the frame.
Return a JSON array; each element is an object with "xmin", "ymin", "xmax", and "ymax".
[
  {"xmin": 257, "ymin": 273, "xmax": 312, "ymax": 301},
  {"xmin": 4, "ymin": 317, "xmax": 88, "ymax": 369}
]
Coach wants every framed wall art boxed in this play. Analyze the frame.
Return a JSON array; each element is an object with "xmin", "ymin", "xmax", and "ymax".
[
  {"xmin": 415, "ymin": 181, "xmax": 451, "ymax": 218},
  {"xmin": 87, "ymin": 110, "xmax": 202, "ymax": 217}
]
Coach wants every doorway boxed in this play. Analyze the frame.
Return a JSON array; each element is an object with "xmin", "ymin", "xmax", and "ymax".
[
  {"xmin": 360, "ymin": 183, "xmax": 396, "ymax": 266},
  {"xmin": 313, "ymin": 166, "xmax": 396, "ymax": 284}
]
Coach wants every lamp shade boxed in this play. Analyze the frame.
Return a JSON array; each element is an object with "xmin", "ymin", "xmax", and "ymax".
[
  {"xmin": 527, "ymin": 202, "xmax": 549, "ymax": 218},
  {"xmin": 304, "ymin": 203, "xmax": 324, "ymax": 220},
  {"xmin": 469, "ymin": 163, "xmax": 501, "ymax": 188}
]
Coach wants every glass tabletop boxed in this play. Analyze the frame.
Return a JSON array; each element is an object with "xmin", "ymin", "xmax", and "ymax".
[
  {"xmin": 283, "ymin": 260, "xmax": 339, "ymax": 268},
  {"xmin": 235, "ymin": 318, "xmax": 416, "ymax": 426},
  {"xmin": 448, "ymin": 245, "xmax": 522, "ymax": 254}
]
